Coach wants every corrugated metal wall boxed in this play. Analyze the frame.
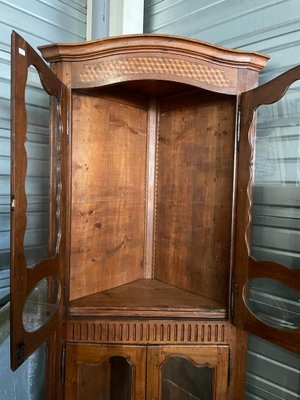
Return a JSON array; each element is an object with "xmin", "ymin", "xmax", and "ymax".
[
  {"xmin": 144, "ymin": 1, "xmax": 300, "ymax": 399},
  {"xmin": 0, "ymin": 0, "xmax": 87, "ymax": 303},
  {"xmin": 0, "ymin": 1, "xmax": 86, "ymax": 398}
]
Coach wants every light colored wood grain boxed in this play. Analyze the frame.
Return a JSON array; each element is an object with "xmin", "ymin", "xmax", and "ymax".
[
  {"xmin": 70, "ymin": 92, "xmax": 147, "ymax": 300},
  {"xmin": 69, "ymin": 278, "xmax": 226, "ymax": 318},
  {"xmin": 155, "ymin": 94, "xmax": 236, "ymax": 306}
]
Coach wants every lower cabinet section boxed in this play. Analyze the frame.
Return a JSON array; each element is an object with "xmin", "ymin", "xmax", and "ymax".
[
  {"xmin": 147, "ymin": 346, "xmax": 229, "ymax": 400},
  {"xmin": 65, "ymin": 343, "xmax": 229, "ymax": 400}
]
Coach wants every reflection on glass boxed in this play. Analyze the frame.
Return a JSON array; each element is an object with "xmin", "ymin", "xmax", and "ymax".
[
  {"xmin": 24, "ymin": 65, "xmax": 59, "ymax": 268},
  {"xmin": 78, "ymin": 356, "xmax": 132, "ymax": 400},
  {"xmin": 22, "ymin": 276, "xmax": 61, "ymax": 332},
  {"xmin": 162, "ymin": 356, "xmax": 213, "ymax": 400},
  {"xmin": 244, "ymin": 278, "xmax": 300, "ymax": 330},
  {"xmin": 250, "ymin": 81, "xmax": 300, "ymax": 269}
]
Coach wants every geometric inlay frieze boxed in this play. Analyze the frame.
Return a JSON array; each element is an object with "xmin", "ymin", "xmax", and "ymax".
[{"xmin": 78, "ymin": 56, "xmax": 231, "ymax": 87}]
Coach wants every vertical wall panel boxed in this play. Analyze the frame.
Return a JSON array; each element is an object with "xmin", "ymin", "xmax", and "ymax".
[{"xmin": 144, "ymin": 1, "xmax": 300, "ymax": 399}]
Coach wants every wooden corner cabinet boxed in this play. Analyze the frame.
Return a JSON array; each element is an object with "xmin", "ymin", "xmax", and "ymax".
[{"xmin": 10, "ymin": 32, "xmax": 300, "ymax": 399}]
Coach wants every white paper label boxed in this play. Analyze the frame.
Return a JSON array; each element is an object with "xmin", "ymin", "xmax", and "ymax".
[{"xmin": 18, "ymin": 48, "xmax": 26, "ymax": 56}]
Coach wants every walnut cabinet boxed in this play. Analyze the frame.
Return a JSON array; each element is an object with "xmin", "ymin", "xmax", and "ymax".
[
  {"xmin": 10, "ymin": 31, "xmax": 300, "ymax": 399},
  {"xmin": 65, "ymin": 344, "xmax": 229, "ymax": 400}
]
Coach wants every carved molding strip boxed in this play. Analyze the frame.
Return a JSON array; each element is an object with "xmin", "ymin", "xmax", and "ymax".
[
  {"xmin": 67, "ymin": 320, "xmax": 229, "ymax": 344},
  {"xmin": 77, "ymin": 56, "xmax": 231, "ymax": 88}
]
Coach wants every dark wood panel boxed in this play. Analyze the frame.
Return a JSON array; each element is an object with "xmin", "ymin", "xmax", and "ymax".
[
  {"xmin": 155, "ymin": 96, "xmax": 236, "ymax": 305},
  {"xmin": 70, "ymin": 93, "xmax": 147, "ymax": 300},
  {"xmin": 65, "ymin": 344, "xmax": 146, "ymax": 400},
  {"xmin": 68, "ymin": 278, "xmax": 226, "ymax": 318}
]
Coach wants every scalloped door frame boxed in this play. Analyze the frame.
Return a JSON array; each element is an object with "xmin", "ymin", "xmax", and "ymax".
[
  {"xmin": 10, "ymin": 31, "xmax": 69, "ymax": 370},
  {"xmin": 234, "ymin": 65, "xmax": 300, "ymax": 354}
]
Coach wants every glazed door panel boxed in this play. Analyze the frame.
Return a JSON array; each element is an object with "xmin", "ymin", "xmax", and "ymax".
[
  {"xmin": 65, "ymin": 344, "xmax": 146, "ymax": 400},
  {"xmin": 234, "ymin": 65, "xmax": 300, "ymax": 353},
  {"xmin": 10, "ymin": 31, "xmax": 68, "ymax": 369},
  {"xmin": 147, "ymin": 346, "xmax": 229, "ymax": 400}
]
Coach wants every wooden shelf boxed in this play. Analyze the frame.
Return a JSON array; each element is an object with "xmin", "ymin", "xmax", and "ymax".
[{"xmin": 68, "ymin": 279, "xmax": 226, "ymax": 319}]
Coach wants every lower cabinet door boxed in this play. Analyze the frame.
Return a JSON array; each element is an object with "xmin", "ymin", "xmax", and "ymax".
[
  {"xmin": 65, "ymin": 344, "xmax": 146, "ymax": 400},
  {"xmin": 147, "ymin": 346, "xmax": 229, "ymax": 400}
]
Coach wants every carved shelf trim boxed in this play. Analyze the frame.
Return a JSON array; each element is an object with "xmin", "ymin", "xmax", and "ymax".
[{"xmin": 67, "ymin": 320, "xmax": 229, "ymax": 345}]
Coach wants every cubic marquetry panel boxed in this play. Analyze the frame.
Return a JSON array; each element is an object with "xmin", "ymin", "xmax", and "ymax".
[
  {"xmin": 67, "ymin": 320, "xmax": 230, "ymax": 345},
  {"xmin": 73, "ymin": 55, "xmax": 232, "ymax": 89}
]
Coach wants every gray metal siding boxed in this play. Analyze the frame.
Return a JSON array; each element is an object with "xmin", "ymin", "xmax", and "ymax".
[
  {"xmin": 144, "ymin": 1, "xmax": 300, "ymax": 399},
  {"xmin": 0, "ymin": 0, "xmax": 87, "ymax": 302},
  {"xmin": 0, "ymin": 2, "xmax": 86, "ymax": 398}
]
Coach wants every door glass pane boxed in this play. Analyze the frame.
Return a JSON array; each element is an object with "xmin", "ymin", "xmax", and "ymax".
[
  {"xmin": 248, "ymin": 80, "xmax": 300, "ymax": 331},
  {"xmin": 24, "ymin": 66, "xmax": 61, "ymax": 268},
  {"xmin": 22, "ymin": 276, "xmax": 61, "ymax": 332},
  {"xmin": 250, "ymin": 81, "xmax": 300, "ymax": 269},
  {"xmin": 162, "ymin": 356, "xmax": 213, "ymax": 400},
  {"xmin": 78, "ymin": 356, "xmax": 132, "ymax": 400},
  {"xmin": 244, "ymin": 278, "xmax": 300, "ymax": 330}
]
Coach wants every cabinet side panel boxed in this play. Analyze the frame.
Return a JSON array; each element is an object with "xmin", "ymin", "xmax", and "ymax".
[
  {"xmin": 155, "ymin": 95, "xmax": 236, "ymax": 305},
  {"xmin": 70, "ymin": 93, "xmax": 147, "ymax": 300}
]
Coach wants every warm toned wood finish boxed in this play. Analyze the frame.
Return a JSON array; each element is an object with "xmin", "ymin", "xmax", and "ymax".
[
  {"xmin": 67, "ymin": 319, "xmax": 230, "ymax": 345},
  {"xmin": 11, "ymin": 32, "xmax": 276, "ymax": 399},
  {"xmin": 65, "ymin": 344, "xmax": 146, "ymax": 400},
  {"xmin": 40, "ymin": 34, "xmax": 268, "ymax": 68},
  {"xmin": 148, "ymin": 345, "xmax": 229, "ymax": 400},
  {"xmin": 45, "ymin": 60, "xmax": 72, "ymax": 400},
  {"xmin": 70, "ymin": 92, "xmax": 147, "ymax": 300},
  {"xmin": 10, "ymin": 31, "xmax": 68, "ymax": 370},
  {"xmin": 65, "ymin": 321, "xmax": 247, "ymax": 399},
  {"xmin": 234, "ymin": 66, "xmax": 300, "ymax": 354},
  {"xmin": 155, "ymin": 94, "xmax": 236, "ymax": 305},
  {"xmin": 69, "ymin": 279, "xmax": 226, "ymax": 318},
  {"xmin": 65, "ymin": 343, "xmax": 228, "ymax": 400},
  {"xmin": 70, "ymin": 86, "xmax": 237, "ymax": 309},
  {"xmin": 39, "ymin": 34, "xmax": 269, "ymax": 96},
  {"xmin": 144, "ymin": 98, "xmax": 158, "ymax": 278}
]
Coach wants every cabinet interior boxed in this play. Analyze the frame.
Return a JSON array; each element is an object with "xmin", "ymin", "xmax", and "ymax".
[{"xmin": 69, "ymin": 80, "xmax": 236, "ymax": 318}]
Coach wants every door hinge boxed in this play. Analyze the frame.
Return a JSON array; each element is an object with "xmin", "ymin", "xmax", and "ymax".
[
  {"xmin": 236, "ymin": 105, "xmax": 241, "ymax": 151},
  {"xmin": 228, "ymin": 349, "xmax": 232, "ymax": 387},
  {"xmin": 61, "ymin": 346, "xmax": 66, "ymax": 385},
  {"xmin": 11, "ymin": 196, "xmax": 16, "ymax": 211},
  {"xmin": 66, "ymin": 123, "xmax": 70, "ymax": 145}
]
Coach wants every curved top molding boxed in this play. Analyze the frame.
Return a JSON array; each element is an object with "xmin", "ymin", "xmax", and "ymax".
[{"xmin": 39, "ymin": 33, "xmax": 269, "ymax": 71}]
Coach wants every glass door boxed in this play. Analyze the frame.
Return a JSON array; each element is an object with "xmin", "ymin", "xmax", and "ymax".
[
  {"xmin": 10, "ymin": 31, "xmax": 68, "ymax": 369},
  {"xmin": 234, "ymin": 65, "xmax": 300, "ymax": 353},
  {"xmin": 65, "ymin": 344, "xmax": 146, "ymax": 400},
  {"xmin": 147, "ymin": 346, "xmax": 229, "ymax": 400}
]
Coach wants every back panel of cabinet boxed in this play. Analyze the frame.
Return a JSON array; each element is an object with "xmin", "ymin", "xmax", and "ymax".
[
  {"xmin": 70, "ymin": 92, "xmax": 148, "ymax": 300},
  {"xmin": 155, "ymin": 93, "xmax": 236, "ymax": 305},
  {"xmin": 69, "ymin": 85, "xmax": 236, "ymax": 310}
]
